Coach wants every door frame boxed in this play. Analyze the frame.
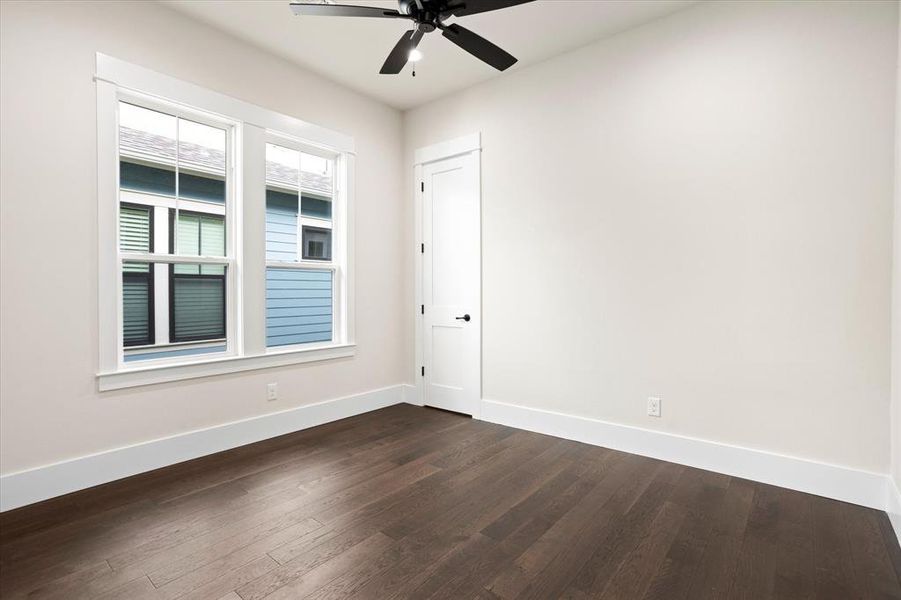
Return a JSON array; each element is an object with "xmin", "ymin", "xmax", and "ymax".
[{"xmin": 413, "ymin": 132, "xmax": 482, "ymax": 418}]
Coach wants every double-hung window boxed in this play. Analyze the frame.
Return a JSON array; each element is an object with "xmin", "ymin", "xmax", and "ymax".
[
  {"xmin": 97, "ymin": 55, "xmax": 355, "ymax": 390},
  {"xmin": 265, "ymin": 140, "xmax": 341, "ymax": 348},
  {"xmin": 117, "ymin": 101, "xmax": 234, "ymax": 364}
]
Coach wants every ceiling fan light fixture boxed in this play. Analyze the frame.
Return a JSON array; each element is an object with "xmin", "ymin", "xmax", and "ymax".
[{"xmin": 290, "ymin": 0, "xmax": 534, "ymax": 73}]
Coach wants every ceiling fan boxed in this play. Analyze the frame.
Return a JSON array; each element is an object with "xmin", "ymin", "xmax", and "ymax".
[{"xmin": 289, "ymin": 0, "xmax": 535, "ymax": 74}]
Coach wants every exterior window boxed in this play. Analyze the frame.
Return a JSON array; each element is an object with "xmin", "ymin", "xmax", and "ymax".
[
  {"xmin": 265, "ymin": 143, "xmax": 337, "ymax": 348},
  {"xmin": 169, "ymin": 211, "xmax": 226, "ymax": 343},
  {"xmin": 117, "ymin": 101, "xmax": 231, "ymax": 364},
  {"xmin": 302, "ymin": 226, "xmax": 331, "ymax": 260},
  {"xmin": 120, "ymin": 204, "xmax": 154, "ymax": 346},
  {"xmin": 123, "ymin": 265, "xmax": 154, "ymax": 346},
  {"xmin": 170, "ymin": 269, "xmax": 226, "ymax": 342}
]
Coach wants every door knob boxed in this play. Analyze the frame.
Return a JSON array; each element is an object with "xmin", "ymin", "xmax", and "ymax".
[{"xmin": 455, "ymin": 314, "xmax": 471, "ymax": 322}]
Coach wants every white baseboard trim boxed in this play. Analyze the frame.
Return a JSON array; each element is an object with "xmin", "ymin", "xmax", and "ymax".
[
  {"xmin": 481, "ymin": 399, "xmax": 889, "ymax": 512},
  {"xmin": 0, "ymin": 384, "xmax": 406, "ymax": 513},
  {"xmin": 402, "ymin": 383, "xmax": 423, "ymax": 406},
  {"xmin": 888, "ymin": 478, "xmax": 901, "ymax": 546}
]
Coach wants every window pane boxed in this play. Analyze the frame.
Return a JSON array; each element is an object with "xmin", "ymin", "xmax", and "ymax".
[
  {"xmin": 301, "ymin": 152, "xmax": 333, "ymax": 197},
  {"xmin": 266, "ymin": 143, "xmax": 300, "ymax": 190},
  {"xmin": 120, "ymin": 204, "xmax": 152, "ymax": 253},
  {"xmin": 266, "ymin": 190, "xmax": 298, "ymax": 261},
  {"xmin": 176, "ymin": 212, "xmax": 200, "ymax": 257},
  {"xmin": 121, "ymin": 260, "xmax": 228, "ymax": 363},
  {"xmin": 120, "ymin": 103, "xmax": 177, "ymax": 162},
  {"xmin": 171, "ymin": 269, "xmax": 226, "ymax": 342},
  {"xmin": 174, "ymin": 213, "xmax": 225, "ymax": 275},
  {"xmin": 300, "ymin": 194, "xmax": 331, "ymax": 220},
  {"xmin": 200, "ymin": 215, "xmax": 225, "ymax": 257},
  {"xmin": 120, "ymin": 162, "xmax": 175, "ymax": 196},
  {"xmin": 178, "ymin": 119, "xmax": 225, "ymax": 173},
  {"xmin": 266, "ymin": 143, "xmax": 301, "ymax": 262},
  {"xmin": 179, "ymin": 172, "xmax": 225, "ymax": 203},
  {"xmin": 302, "ymin": 226, "xmax": 331, "ymax": 261},
  {"xmin": 266, "ymin": 268, "xmax": 332, "ymax": 347},
  {"xmin": 123, "ymin": 265, "xmax": 153, "ymax": 347}
]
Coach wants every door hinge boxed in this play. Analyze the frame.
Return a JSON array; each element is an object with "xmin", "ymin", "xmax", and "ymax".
[
  {"xmin": 421, "ymin": 181, "xmax": 424, "ymax": 192},
  {"xmin": 421, "ymin": 366, "xmax": 425, "ymax": 377},
  {"xmin": 421, "ymin": 304, "xmax": 424, "ymax": 314}
]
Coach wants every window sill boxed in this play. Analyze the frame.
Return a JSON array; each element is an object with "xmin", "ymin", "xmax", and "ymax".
[{"xmin": 98, "ymin": 344, "xmax": 355, "ymax": 391}]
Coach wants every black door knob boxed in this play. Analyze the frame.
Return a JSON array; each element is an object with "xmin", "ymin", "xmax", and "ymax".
[{"xmin": 455, "ymin": 314, "xmax": 471, "ymax": 322}]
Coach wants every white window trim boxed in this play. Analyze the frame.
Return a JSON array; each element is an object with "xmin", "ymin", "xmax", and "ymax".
[{"xmin": 97, "ymin": 54, "xmax": 355, "ymax": 391}]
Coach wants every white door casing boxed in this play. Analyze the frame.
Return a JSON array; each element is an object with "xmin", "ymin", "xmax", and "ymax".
[{"xmin": 414, "ymin": 134, "xmax": 481, "ymax": 417}]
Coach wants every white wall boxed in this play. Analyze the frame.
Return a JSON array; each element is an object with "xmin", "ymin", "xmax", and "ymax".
[
  {"xmin": 405, "ymin": 0, "xmax": 898, "ymax": 473},
  {"xmin": 0, "ymin": 1, "xmax": 406, "ymax": 475}
]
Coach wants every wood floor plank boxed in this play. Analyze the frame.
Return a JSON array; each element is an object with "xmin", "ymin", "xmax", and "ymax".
[
  {"xmin": 596, "ymin": 500, "xmax": 688, "ymax": 599},
  {"xmin": 810, "ymin": 494, "xmax": 858, "ymax": 600},
  {"xmin": 0, "ymin": 405, "xmax": 422, "ymax": 544},
  {"xmin": 683, "ymin": 476, "xmax": 756, "ymax": 599},
  {"xmin": 561, "ymin": 461, "xmax": 686, "ymax": 598},
  {"xmin": 843, "ymin": 502, "xmax": 901, "ymax": 599},
  {"xmin": 727, "ymin": 482, "xmax": 785, "ymax": 600},
  {"xmin": 485, "ymin": 452, "xmax": 655, "ymax": 599},
  {"xmin": 1, "ymin": 405, "xmax": 898, "ymax": 600},
  {"xmin": 147, "ymin": 516, "xmax": 322, "ymax": 588},
  {"xmin": 640, "ymin": 479, "xmax": 727, "ymax": 600},
  {"xmin": 7, "ymin": 559, "xmax": 112, "ymax": 600},
  {"xmin": 164, "ymin": 555, "xmax": 279, "ymax": 600},
  {"xmin": 94, "ymin": 575, "xmax": 164, "ymax": 600},
  {"xmin": 244, "ymin": 532, "xmax": 394, "ymax": 600}
]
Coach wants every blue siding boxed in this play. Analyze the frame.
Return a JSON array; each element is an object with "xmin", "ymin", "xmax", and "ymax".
[
  {"xmin": 301, "ymin": 195, "xmax": 331, "ymax": 219},
  {"xmin": 179, "ymin": 172, "xmax": 225, "ymax": 204},
  {"xmin": 120, "ymin": 161, "xmax": 225, "ymax": 204},
  {"xmin": 120, "ymin": 161, "xmax": 175, "ymax": 196},
  {"xmin": 266, "ymin": 268, "xmax": 333, "ymax": 347},
  {"xmin": 266, "ymin": 191, "xmax": 297, "ymax": 261}
]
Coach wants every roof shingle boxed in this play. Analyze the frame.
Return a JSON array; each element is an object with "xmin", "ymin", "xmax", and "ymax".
[{"xmin": 119, "ymin": 127, "xmax": 333, "ymax": 196}]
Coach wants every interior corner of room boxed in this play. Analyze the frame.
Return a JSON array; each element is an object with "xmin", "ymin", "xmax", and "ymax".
[{"xmin": 1, "ymin": 0, "xmax": 900, "ymax": 598}]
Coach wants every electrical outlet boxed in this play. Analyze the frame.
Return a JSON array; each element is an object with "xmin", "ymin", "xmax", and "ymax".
[
  {"xmin": 267, "ymin": 383, "xmax": 278, "ymax": 401},
  {"xmin": 647, "ymin": 396, "xmax": 661, "ymax": 417}
]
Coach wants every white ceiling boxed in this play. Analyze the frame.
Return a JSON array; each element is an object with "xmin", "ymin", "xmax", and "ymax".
[{"xmin": 161, "ymin": 0, "xmax": 697, "ymax": 110}]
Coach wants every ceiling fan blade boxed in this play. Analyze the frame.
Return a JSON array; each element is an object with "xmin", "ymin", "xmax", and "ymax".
[
  {"xmin": 289, "ymin": 3, "xmax": 404, "ymax": 18},
  {"xmin": 380, "ymin": 29, "xmax": 424, "ymax": 74},
  {"xmin": 440, "ymin": 23, "xmax": 517, "ymax": 71},
  {"xmin": 444, "ymin": 0, "xmax": 534, "ymax": 18}
]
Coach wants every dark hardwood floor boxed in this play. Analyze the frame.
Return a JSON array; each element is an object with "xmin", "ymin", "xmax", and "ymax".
[{"xmin": 1, "ymin": 403, "xmax": 899, "ymax": 599}]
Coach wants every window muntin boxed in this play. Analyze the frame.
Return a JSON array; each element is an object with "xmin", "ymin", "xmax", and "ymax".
[{"xmin": 117, "ymin": 100, "xmax": 233, "ymax": 365}]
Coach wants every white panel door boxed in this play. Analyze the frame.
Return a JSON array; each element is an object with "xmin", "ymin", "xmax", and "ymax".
[{"xmin": 421, "ymin": 151, "xmax": 480, "ymax": 416}]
